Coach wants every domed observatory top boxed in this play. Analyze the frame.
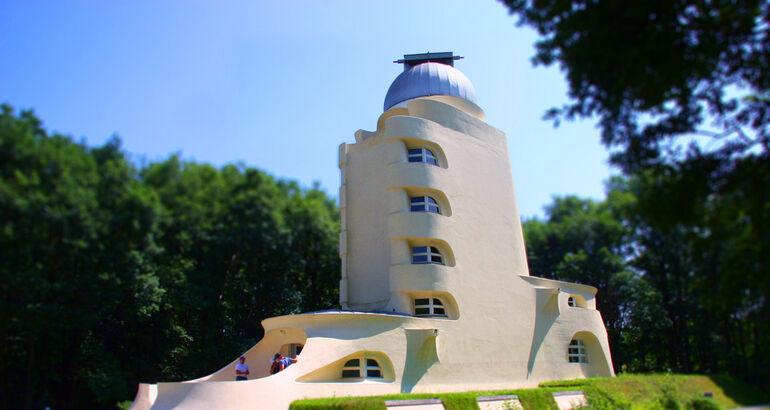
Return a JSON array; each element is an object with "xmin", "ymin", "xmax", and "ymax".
[{"xmin": 383, "ymin": 52, "xmax": 483, "ymax": 119}]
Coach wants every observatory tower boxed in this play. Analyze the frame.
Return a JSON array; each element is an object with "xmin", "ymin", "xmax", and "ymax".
[{"xmin": 131, "ymin": 52, "xmax": 614, "ymax": 410}]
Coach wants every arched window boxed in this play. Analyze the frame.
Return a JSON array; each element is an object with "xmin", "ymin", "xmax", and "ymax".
[
  {"xmin": 414, "ymin": 298, "xmax": 446, "ymax": 317},
  {"xmin": 410, "ymin": 196, "xmax": 440, "ymax": 214},
  {"xmin": 568, "ymin": 339, "xmax": 587, "ymax": 363},
  {"xmin": 407, "ymin": 148, "xmax": 438, "ymax": 165},
  {"xmin": 412, "ymin": 246, "xmax": 443, "ymax": 264},
  {"xmin": 341, "ymin": 357, "xmax": 383, "ymax": 379}
]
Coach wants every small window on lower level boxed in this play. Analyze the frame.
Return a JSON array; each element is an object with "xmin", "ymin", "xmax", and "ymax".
[
  {"xmin": 568, "ymin": 339, "xmax": 587, "ymax": 363},
  {"xmin": 366, "ymin": 359, "xmax": 382, "ymax": 378},
  {"xmin": 414, "ymin": 298, "xmax": 446, "ymax": 317},
  {"xmin": 568, "ymin": 297, "xmax": 575, "ymax": 307},
  {"xmin": 412, "ymin": 246, "xmax": 443, "ymax": 264},
  {"xmin": 342, "ymin": 359, "xmax": 360, "ymax": 378},
  {"xmin": 341, "ymin": 357, "xmax": 383, "ymax": 379}
]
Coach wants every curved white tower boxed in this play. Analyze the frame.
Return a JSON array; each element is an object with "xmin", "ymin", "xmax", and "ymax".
[{"xmin": 131, "ymin": 52, "xmax": 614, "ymax": 410}]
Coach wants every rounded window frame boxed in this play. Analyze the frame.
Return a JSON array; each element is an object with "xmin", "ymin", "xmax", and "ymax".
[
  {"xmin": 411, "ymin": 245, "xmax": 444, "ymax": 265},
  {"xmin": 341, "ymin": 356, "xmax": 384, "ymax": 380},
  {"xmin": 410, "ymin": 195, "xmax": 441, "ymax": 214},
  {"xmin": 407, "ymin": 147, "xmax": 439, "ymax": 166},
  {"xmin": 413, "ymin": 297, "xmax": 447, "ymax": 317}
]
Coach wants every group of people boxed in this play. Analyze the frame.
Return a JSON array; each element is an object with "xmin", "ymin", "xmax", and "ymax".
[{"xmin": 234, "ymin": 353, "xmax": 298, "ymax": 381}]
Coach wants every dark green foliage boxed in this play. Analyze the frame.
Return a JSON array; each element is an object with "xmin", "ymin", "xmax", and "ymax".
[
  {"xmin": 610, "ymin": 158, "xmax": 770, "ymax": 385},
  {"xmin": 0, "ymin": 104, "xmax": 340, "ymax": 409},
  {"xmin": 710, "ymin": 374, "xmax": 770, "ymax": 406},
  {"xmin": 503, "ymin": 0, "xmax": 769, "ymax": 391},
  {"xmin": 499, "ymin": 0, "xmax": 769, "ymax": 172},
  {"xmin": 687, "ymin": 396, "xmax": 721, "ymax": 410},
  {"xmin": 659, "ymin": 384, "xmax": 685, "ymax": 410},
  {"xmin": 524, "ymin": 179, "xmax": 770, "ymax": 390}
]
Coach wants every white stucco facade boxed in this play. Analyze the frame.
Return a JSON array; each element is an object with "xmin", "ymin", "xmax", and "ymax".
[{"xmin": 131, "ymin": 54, "xmax": 614, "ymax": 410}]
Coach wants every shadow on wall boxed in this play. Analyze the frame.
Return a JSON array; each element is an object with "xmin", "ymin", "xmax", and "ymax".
[
  {"xmin": 295, "ymin": 351, "xmax": 395, "ymax": 383},
  {"xmin": 401, "ymin": 329, "xmax": 439, "ymax": 393},
  {"xmin": 573, "ymin": 331, "xmax": 611, "ymax": 377},
  {"xmin": 527, "ymin": 287, "xmax": 559, "ymax": 377}
]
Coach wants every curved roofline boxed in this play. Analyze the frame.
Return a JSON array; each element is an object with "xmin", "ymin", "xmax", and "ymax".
[{"xmin": 383, "ymin": 62, "xmax": 477, "ymax": 111}]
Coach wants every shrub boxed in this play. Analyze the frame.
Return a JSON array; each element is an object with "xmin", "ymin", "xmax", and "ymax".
[
  {"xmin": 686, "ymin": 397, "xmax": 722, "ymax": 410},
  {"xmin": 516, "ymin": 390, "xmax": 558, "ymax": 410}
]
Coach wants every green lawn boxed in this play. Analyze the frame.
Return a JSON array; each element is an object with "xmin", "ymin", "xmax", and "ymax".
[{"xmin": 289, "ymin": 374, "xmax": 769, "ymax": 409}]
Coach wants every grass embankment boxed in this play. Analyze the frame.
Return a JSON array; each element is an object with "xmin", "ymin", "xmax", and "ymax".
[{"xmin": 289, "ymin": 374, "xmax": 769, "ymax": 409}]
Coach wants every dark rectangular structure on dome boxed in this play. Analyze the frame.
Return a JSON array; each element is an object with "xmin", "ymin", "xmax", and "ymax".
[{"xmin": 396, "ymin": 52, "xmax": 463, "ymax": 71}]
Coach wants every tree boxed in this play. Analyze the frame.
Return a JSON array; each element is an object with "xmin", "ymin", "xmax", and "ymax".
[
  {"xmin": 500, "ymin": 0, "xmax": 769, "ymax": 170},
  {"xmin": 0, "ymin": 105, "xmax": 166, "ymax": 408},
  {"xmin": 615, "ymin": 158, "xmax": 770, "ymax": 384},
  {"xmin": 502, "ymin": 0, "xmax": 770, "ymax": 389},
  {"xmin": 1, "ymin": 105, "xmax": 343, "ymax": 408}
]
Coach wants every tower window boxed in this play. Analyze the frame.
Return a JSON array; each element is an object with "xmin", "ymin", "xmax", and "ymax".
[
  {"xmin": 407, "ymin": 148, "xmax": 438, "ymax": 165},
  {"xmin": 568, "ymin": 339, "xmax": 587, "ymax": 363},
  {"xmin": 412, "ymin": 246, "xmax": 443, "ymax": 264},
  {"xmin": 341, "ymin": 357, "xmax": 383, "ymax": 379},
  {"xmin": 410, "ymin": 196, "xmax": 440, "ymax": 213},
  {"xmin": 414, "ymin": 298, "xmax": 446, "ymax": 317}
]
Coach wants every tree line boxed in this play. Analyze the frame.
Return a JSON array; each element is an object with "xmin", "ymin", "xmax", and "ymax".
[
  {"xmin": 0, "ymin": 104, "xmax": 341, "ymax": 409},
  {"xmin": 525, "ymin": 165, "xmax": 768, "ymax": 390},
  {"xmin": 502, "ymin": 0, "xmax": 769, "ymax": 393}
]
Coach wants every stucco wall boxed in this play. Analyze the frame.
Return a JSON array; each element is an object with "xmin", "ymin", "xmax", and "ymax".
[{"xmin": 132, "ymin": 97, "xmax": 614, "ymax": 410}]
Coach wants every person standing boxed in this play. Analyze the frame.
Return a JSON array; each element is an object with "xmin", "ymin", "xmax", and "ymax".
[
  {"xmin": 270, "ymin": 353, "xmax": 298, "ymax": 374},
  {"xmin": 235, "ymin": 355, "xmax": 250, "ymax": 381}
]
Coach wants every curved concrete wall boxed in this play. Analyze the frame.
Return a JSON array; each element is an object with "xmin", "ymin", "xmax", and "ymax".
[{"xmin": 132, "ymin": 96, "xmax": 614, "ymax": 410}]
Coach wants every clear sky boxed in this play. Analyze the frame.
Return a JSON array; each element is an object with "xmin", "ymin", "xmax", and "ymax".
[{"xmin": 0, "ymin": 1, "xmax": 614, "ymax": 219}]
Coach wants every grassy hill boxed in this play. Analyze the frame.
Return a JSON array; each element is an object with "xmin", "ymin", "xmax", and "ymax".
[{"xmin": 289, "ymin": 374, "xmax": 769, "ymax": 409}]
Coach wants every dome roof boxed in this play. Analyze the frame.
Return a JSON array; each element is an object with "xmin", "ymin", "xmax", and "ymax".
[{"xmin": 383, "ymin": 62, "xmax": 477, "ymax": 111}]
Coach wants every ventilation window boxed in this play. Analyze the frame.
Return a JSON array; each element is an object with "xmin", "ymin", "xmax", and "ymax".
[
  {"xmin": 414, "ymin": 298, "xmax": 446, "ymax": 317},
  {"xmin": 412, "ymin": 246, "xmax": 443, "ymax": 264},
  {"xmin": 341, "ymin": 357, "xmax": 383, "ymax": 379},
  {"xmin": 407, "ymin": 148, "xmax": 438, "ymax": 165},
  {"xmin": 410, "ymin": 196, "xmax": 440, "ymax": 214},
  {"xmin": 568, "ymin": 339, "xmax": 587, "ymax": 363},
  {"xmin": 567, "ymin": 294, "xmax": 587, "ymax": 308}
]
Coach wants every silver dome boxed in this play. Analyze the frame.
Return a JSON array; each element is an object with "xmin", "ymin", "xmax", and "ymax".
[{"xmin": 383, "ymin": 62, "xmax": 477, "ymax": 111}]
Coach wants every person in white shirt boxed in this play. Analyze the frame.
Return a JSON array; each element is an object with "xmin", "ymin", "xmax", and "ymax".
[{"xmin": 235, "ymin": 355, "xmax": 249, "ymax": 381}]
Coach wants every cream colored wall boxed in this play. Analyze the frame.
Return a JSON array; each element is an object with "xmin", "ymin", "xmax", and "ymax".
[
  {"xmin": 131, "ymin": 97, "xmax": 614, "ymax": 410},
  {"xmin": 344, "ymin": 99, "xmax": 537, "ymax": 387},
  {"xmin": 340, "ymin": 135, "xmax": 395, "ymax": 311}
]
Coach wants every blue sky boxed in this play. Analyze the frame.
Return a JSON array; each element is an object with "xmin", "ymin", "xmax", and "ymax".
[{"xmin": 0, "ymin": 1, "xmax": 614, "ymax": 218}]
